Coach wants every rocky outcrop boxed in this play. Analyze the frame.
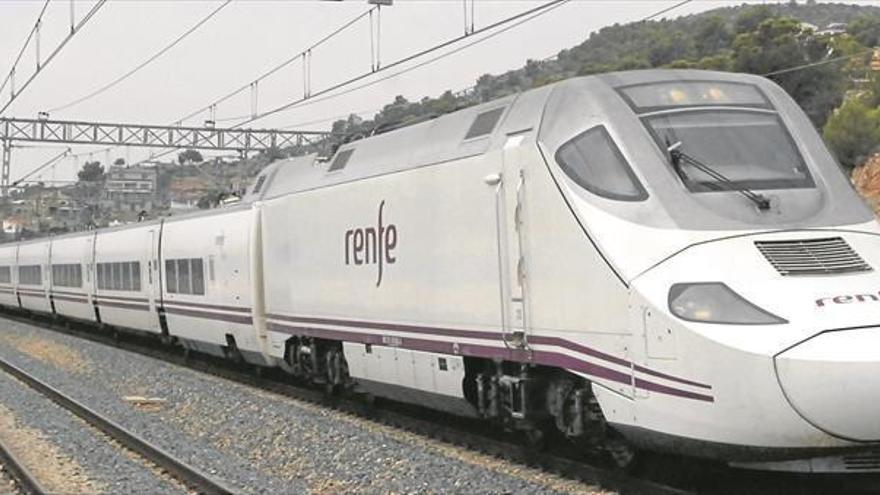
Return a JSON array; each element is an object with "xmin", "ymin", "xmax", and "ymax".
[{"xmin": 852, "ymin": 154, "xmax": 880, "ymax": 216}]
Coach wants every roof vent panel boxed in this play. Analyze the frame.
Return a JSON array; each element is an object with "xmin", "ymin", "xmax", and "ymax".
[{"xmin": 328, "ymin": 149, "xmax": 354, "ymax": 172}]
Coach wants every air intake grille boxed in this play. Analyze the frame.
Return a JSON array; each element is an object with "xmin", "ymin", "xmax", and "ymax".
[
  {"xmin": 755, "ymin": 237, "xmax": 872, "ymax": 276},
  {"xmin": 844, "ymin": 451, "xmax": 880, "ymax": 471}
]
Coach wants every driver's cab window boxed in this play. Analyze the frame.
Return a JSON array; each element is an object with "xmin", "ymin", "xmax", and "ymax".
[{"xmin": 554, "ymin": 125, "xmax": 648, "ymax": 201}]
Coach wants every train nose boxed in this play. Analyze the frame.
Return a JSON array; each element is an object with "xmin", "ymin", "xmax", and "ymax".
[{"xmin": 775, "ymin": 327, "xmax": 880, "ymax": 442}]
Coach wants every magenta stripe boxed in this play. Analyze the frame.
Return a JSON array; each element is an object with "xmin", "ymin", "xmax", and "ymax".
[
  {"xmin": 17, "ymin": 288, "xmax": 45, "ymax": 295},
  {"xmin": 95, "ymin": 294, "xmax": 148, "ymax": 303},
  {"xmin": 633, "ymin": 364, "xmax": 712, "ymax": 390},
  {"xmin": 634, "ymin": 378, "xmax": 714, "ymax": 402},
  {"xmin": 165, "ymin": 306, "xmax": 253, "ymax": 325},
  {"xmin": 53, "ymin": 295, "xmax": 89, "ymax": 304},
  {"xmin": 270, "ymin": 313, "xmax": 491, "ymax": 341},
  {"xmin": 529, "ymin": 335, "xmax": 630, "ymax": 367},
  {"xmin": 19, "ymin": 292, "xmax": 46, "ymax": 299},
  {"xmin": 266, "ymin": 313, "xmax": 711, "ymax": 391},
  {"xmin": 266, "ymin": 321, "xmax": 713, "ymax": 403},
  {"xmin": 164, "ymin": 301, "xmax": 251, "ymax": 314},
  {"xmin": 52, "ymin": 289, "xmax": 87, "ymax": 298},
  {"xmin": 98, "ymin": 300, "xmax": 149, "ymax": 312}
]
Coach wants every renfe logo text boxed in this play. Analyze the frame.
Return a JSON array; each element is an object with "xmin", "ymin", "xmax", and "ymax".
[
  {"xmin": 815, "ymin": 290, "xmax": 880, "ymax": 307},
  {"xmin": 344, "ymin": 200, "xmax": 398, "ymax": 287}
]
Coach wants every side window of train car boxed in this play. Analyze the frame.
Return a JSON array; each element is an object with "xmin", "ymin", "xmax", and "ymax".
[
  {"xmin": 0, "ymin": 266, "xmax": 10, "ymax": 284},
  {"xmin": 52, "ymin": 264, "xmax": 83, "ymax": 288},
  {"xmin": 18, "ymin": 265, "xmax": 42, "ymax": 285},
  {"xmin": 96, "ymin": 262, "xmax": 141, "ymax": 291},
  {"xmin": 165, "ymin": 258, "xmax": 205, "ymax": 296},
  {"xmin": 554, "ymin": 125, "xmax": 648, "ymax": 201}
]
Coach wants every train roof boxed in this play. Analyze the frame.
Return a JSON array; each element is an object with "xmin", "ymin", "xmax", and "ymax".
[
  {"xmin": 0, "ymin": 69, "xmax": 782, "ymax": 249},
  {"xmin": 245, "ymin": 69, "xmax": 767, "ymax": 202}
]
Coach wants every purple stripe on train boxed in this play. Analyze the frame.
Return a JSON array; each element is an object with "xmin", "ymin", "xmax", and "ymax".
[
  {"xmin": 265, "ymin": 320, "xmax": 714, "ymax": 403},
  {"xmin": 266, "ymin": 313, "xmax": 712, "ymax": 391},
  {"xmin": 164, "ymin": 306, "xmax": 253, "ymax": 325}
]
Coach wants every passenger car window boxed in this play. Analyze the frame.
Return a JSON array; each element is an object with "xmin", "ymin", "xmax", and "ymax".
[
  {"xmin": 52, "ymin": 264, "xmax": 82, "ymax": 288},
  {"xmin": 191, "ymin": 260, "xmax": 205, "ymax": 295},
  {"xmin": 166, "ymin": 260, "xmax": 177, "ymax": 293},
  {"xmin": 555, "ymin": 125, "xmax": 647, "ymax": 201},
  {"xmin": 18, "ymin": 265, "xmax": 42, "ymax": 285},
  {"xmin": 165, "ymin": 258, "xmax": 205, "ymax": 295}
]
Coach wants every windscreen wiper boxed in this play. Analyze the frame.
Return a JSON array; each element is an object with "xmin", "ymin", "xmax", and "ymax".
[{"xmin": 666, "ymin": 141, "xmax": 771, "ymax": 211}]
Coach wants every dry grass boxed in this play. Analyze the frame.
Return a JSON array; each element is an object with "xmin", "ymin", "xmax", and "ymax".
[
  {"xmin": 0, "ymin": 403, "xmax": 104, "ymax": 494},
  {"xmin": 0, "ymin": 334, "xmax": 92, "ymax": 374}
]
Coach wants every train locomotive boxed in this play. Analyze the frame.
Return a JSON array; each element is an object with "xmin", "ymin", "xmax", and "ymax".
[{"xmin": 1, "ymin": 69, "xmax": 879, "ymax": 473}]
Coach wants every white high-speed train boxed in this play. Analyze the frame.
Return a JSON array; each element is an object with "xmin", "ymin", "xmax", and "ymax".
[{"xmin": 1, "ymin": 69, "xmax": 879, "ymax": 473}]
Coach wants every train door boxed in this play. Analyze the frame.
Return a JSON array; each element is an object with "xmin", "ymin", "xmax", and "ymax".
[
  {"xmin": 148, "ymin": 223, "xmax": 164, "ymax": 334},
  {"xmin": 496, "ymin": 133, "xmax": 532, "ymax": 349},
  {"xmin": 86, "ymin": 231, "xmax": 98, "ymax": 321}
]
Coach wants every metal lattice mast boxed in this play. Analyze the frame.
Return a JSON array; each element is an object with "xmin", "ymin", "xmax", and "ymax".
[
  {"xmin": 1, "ymin": 139, "xmax": 10, "ymax": 197},
  {"xmin": 0, "ymin": 117, "xmax": 331, "ymax": 195}
]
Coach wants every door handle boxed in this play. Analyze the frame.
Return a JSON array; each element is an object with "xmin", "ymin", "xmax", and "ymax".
[{"xmin": 483, "ymin": 173, "xmax": 502, "ymax": 186}]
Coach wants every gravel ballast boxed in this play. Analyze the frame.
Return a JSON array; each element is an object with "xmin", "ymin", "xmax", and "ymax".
[
  {"xmin": 0, "ymin": 461, "xmax": 20, "ymax": 495},
  {"xmin": 0, "ymin": 365, "xmax": 183, "ymax": 494},
  {"xmin": 0, "ymin": 317, "xmax": 610, "ymax": 494}
]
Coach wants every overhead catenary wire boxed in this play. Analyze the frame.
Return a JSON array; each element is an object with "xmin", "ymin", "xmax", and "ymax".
[
  {"xmin": 0, "ymin": 0, "xmax": 109, "ymax": 117},
  {"xmin": 641, "ymin": 0, "xmax": 692, "ymax": 22},
  {"xmin": 238, "ymin": 0, "xmax": 694, "ymax": 126},
  {"xmin": 0, "ymin": 0, "xmax": 52, "ymax": 99},
  {"xmin": 232, "ymin": 0, "xmax": 575, "ymax": 129},
  {"xmin": 47, "ymin": 0, "xmax": 234, "ymax": 114},
  {"xmin": 762, "ymin": 48, "xmax": 874, "ymax": 77},
  {"xmin": 129, "ymin": 0, "xmax": 571, "ymax": 165},
  {"xmin": 132, "ymin": 0, "xmax": 696, "ymax": 166},
  {"xmin": 12, "ymin": 147, "xmax": 70, "ymax": 186},
  {"xmin": 253, "ymin": 0, "xmax": 696, "ymax": 129},
  {"xmin": 89, "ymin": 4, "xmax": 375, "ymax": 169},
  {"xmin": 194, "ymin": 0, "xmax": 572, "ymax": 127},
  {"xmin": 174, "ymin": 5, "xmax": 376, "ymax": 126}
]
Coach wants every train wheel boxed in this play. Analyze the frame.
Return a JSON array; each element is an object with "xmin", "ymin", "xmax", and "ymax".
[
  {"xmin": 523, "ymin": 427, "xmax": 548, "ymax": 451},
  {"xmin": 606, "ymin": 437, "xmax": 638, "ymax": 471}
]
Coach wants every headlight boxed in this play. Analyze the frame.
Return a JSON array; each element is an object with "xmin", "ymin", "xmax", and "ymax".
[{"xmin": 668, "ymin": 282, "xmax": 787, "ymax": 325}]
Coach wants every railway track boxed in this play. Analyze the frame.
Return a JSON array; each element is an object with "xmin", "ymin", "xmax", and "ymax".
[
  {"xmin": 0, "ymin": 352, "xmax": 235, "ymax": 495},
  {"xmin": 0, "ymin": 309, "xmax": 688, "ymax": 495},
  {"xmin": 9, "ymin": 312, "xmax": 880, "ymax": 494},
  {"xmin": 0, "ymin": 436, "xmax": 47, "ymax": 495}
]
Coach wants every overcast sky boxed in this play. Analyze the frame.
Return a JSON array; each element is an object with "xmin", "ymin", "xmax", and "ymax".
[{"xmin": 0, "ymin": 0, "xmax": 875, "ymax": 182}]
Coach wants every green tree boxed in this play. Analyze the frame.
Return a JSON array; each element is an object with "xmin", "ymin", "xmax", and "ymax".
[
  {"xmin": 848, "ymin": 15, "xmax": 880, "ymax": 47},
  {"xmin": 734, "ymin": 17, "xmax": 845, "ymax": 126},
  {"xmin": 864, "ymin": 72, "xmax": 880, "ymax": 108},
  {"xmin": 694, "ymin": 16, "xmax": 733, "ymax": 57},
  {"xmin": 734, "ymin": 5, "xmax": 775, "ymax": 34},
  {"xmin": 177, "ymin": 149, "xmax": 204, "ymax": 165},
  {"xmin": 76, "ymin": 161, "xmax": 104, "ymax": 182},
  {"xmin": 648, "ymin": 30, "xmax": 694, "ymax": 66},
  {"xmin": 822, "ymin": 98, "xmax": 880, "ymax": 169},
  {"xmin": 113, "ymin": 157, "xmax": 125, "ymax": 166}
]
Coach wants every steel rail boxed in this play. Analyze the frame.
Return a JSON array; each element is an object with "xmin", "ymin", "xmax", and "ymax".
[
  {"xmin": 0, "ymin": 436, "xmax": 49, "ymax": 495},
  {"xmin": 0, "ymin": 355, "xmax": 236, "ymax": 495},
  {"xmin": 0, "ymin": 310, "xmax": 688, "ymax": 495}
]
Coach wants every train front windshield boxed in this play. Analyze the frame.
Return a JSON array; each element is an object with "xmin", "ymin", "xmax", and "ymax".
[
  {"xmin": 642, "ymin": 110, "xmax": 814, "ymax": 193},
  {"xmin": 619, "ymin": 81, "xmax": 815, "ymax": 194}
]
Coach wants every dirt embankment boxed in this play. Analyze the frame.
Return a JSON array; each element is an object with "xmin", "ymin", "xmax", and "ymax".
[{"xmin": 853, "ymin": 154, "xmax": 880, "ymax": 216}]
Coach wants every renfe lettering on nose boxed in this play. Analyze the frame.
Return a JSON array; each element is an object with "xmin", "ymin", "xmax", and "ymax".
[{"xmin": 344, "ymin": 200, "xmax": 398, "ymax": 287}]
